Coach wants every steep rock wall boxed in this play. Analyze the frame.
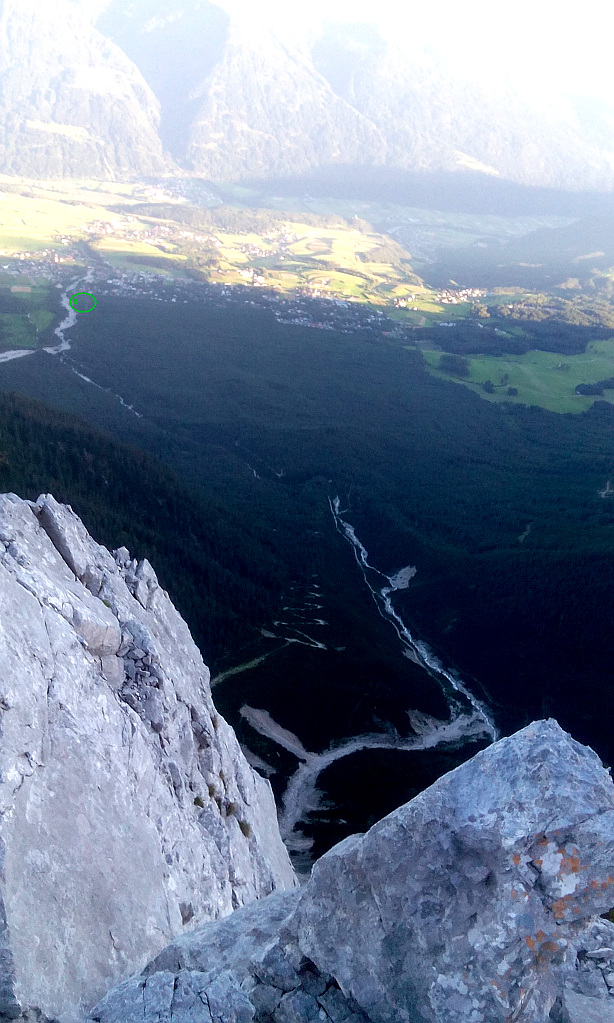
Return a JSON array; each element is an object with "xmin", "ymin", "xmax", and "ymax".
[{"xmin": 0, "ymin": 492, "xmax": 297, "ymax": 1022}]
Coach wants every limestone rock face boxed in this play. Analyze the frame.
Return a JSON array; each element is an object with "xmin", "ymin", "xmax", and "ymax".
[
  {"xmin": 294, "ymin": 718, "xmax": 614, "ymax": 1022},
  {"xmin": 92, "ymin": 719, "xmax": 614, "ymax": 1023},
  {"xmin": 0, "ymin": 493, "xmax": 297, "ymax": 1023}
]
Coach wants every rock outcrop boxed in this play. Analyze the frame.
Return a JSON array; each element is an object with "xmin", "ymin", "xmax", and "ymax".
[
  {"xmin": 92, "ymin": 719, "xmax": 614, "ymax": 1023},
  {"xmin": 2, "ymin": 490, "xmax": 614, "ymax": 1023},
  {"xmin": 0, "ymin": 493, "xmax": 297, "ymax": 1023}
]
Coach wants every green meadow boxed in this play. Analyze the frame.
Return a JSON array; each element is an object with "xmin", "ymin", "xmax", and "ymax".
[
  {"xmin": 420, "ymin": 338, "xmax": 614, "ymax": 413},
  {"xmin": 0, "ymin": 307, "xmax": 53, "ymax": 348},
  {"xmin": 93, "ymin": 236, "xmax": 188, "ymax": 275},
  {"xmin": 205, "ymin": 222, "xmax": 425, "ymax": 303},
  {"xmin": 0, "ymin": 275, "xmax": 56, "ymax": 350}
]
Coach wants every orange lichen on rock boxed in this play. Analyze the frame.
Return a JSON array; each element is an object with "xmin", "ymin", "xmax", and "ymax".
[
  {"xmin": 511, "ymin": 889, "xmax": 518, "ymax": 899},
  {"xmin": 513, "ymin": 854, "xmax": 521, "ymax": 866},
  {"xmin": 532, "ymin": 858, "xmax": 543, "ymax": 868},
  {"xmin": 536, "ymin": 930, "xmax": 546, "ymax": 941},
  {"xmin": 540, "ymin": 941, "xmax": 559, "ymax": 954},
  {"xmin": 552, "ymin": 896, "xmax": 572, "ymax": 920},
  {"xmin": 558, "ymin": 852, "xmax": 581, "ymax": 874},
  {"xmin": 525, "ymin": 936, "xmax": 536, "ymax": 950}
]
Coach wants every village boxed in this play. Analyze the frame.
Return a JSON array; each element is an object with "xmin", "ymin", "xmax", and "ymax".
[{"xmin": 0, "ymin": 242, "xmax": 398, "ymax": 344}]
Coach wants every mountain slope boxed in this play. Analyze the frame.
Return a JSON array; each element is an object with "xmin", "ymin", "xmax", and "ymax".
[
  {"xmin": 311, "ymin": 23, "xmax": 614, "ymax": 191},
  {"xmin": 185, "ymin": 18, "xmax": 387, "ymax": 180},
  {"xmin": 0, "ymin": 0, "xmax": 171, "ymax": 178},
  {"xmin": 2, "ymin": 0, "xmax": 614, "ymax": 190}
]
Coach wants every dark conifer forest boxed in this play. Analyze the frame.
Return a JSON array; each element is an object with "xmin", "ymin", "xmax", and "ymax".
[{"xmin": 1, "ymin": 296, "xmax": 613, "ymax": 771}]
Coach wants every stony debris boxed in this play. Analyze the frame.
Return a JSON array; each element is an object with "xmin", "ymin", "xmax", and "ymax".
[
  {"xmin": 91, "ymin": 890, "xmax": 367, "ymax": 1023},
  {"xmin": 92, "ymin": 719, "xmax": 614, "ymax": 1023},
  {"xmin": 559, "ymin": 916, "xmax": 614, "ymax": 1020},
  {"xmin": 0, "ymin": 493, "xmax": 297, "ymax": 1023}
]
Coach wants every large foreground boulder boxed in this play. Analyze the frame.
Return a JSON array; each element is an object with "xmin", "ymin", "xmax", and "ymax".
[
  {"xmin": 0, "ymin": 493, "xmax": 297, "ymax": 1023},
  {"xmin": 92, "ymin": 719, "xmax": 614, "ymax": 1023}
]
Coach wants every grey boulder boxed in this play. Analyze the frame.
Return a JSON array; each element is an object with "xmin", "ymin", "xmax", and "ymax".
[{"xmin": 93, "ymin": 719, "xmax": 614, "ymax": 1023}]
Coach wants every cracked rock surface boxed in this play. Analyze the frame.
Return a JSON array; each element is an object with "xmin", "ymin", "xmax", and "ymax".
[
  {"xmin": 0, "ymin": 493, "xmax": 297, "ymax": 1023},
  {"xmin": 92, "ymin": 719, "xmax": 614, "ymax": 1023}
]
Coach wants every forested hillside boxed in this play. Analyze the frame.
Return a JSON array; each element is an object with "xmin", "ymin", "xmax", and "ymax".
[
  {"xmin": 0, "ymin": 0, "xmax": 169, "ymax": 179},
  {"xmin": 2, "ymin": 295, "xmax": 614, "ymax": 767},
  {"xmin": 0, "ymin": 392, "xmax": 285, "ymax": 658}
]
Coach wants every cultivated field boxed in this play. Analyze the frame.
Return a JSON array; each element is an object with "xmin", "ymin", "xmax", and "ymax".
[{"xmin": 0, "ymin": 177, "xmax": 431, "ymax": 306}]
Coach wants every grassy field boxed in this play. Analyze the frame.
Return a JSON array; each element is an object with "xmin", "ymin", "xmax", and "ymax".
[
  {"xmin": 0, "ymin": 178, "xmax": 434, "ymax": 306},
  {"xmin": 0, "ymin": 177, "xmax": 178, "ymax": 256},
  {"xmin": 92, "ymin": 236, "xmax": 188, "ymax": 274},
  {"xmin": 0, "ymin": 314, "xmax": 37, "ymax": 348},
  {"xmin": 0, "ymin": 187, "xmax": 122, "ymax": 252},
  {"xmin": 0, "ymin": 273, "xmax": 57, "ymax": 350},
  {"xmin": 420, "ymin": 338, "xmax": 614, "ymax": 412}
]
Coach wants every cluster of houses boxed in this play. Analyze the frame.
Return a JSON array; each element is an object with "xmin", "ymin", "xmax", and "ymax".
[
  {"xmin": 437, "ymin": 287, "xmax": 485, "ymax": 304},
  {"xmin": 0, "ymin": 228, "xmax": 415, "ymax": 342},
  {"xmin": 85, "ymin": 261, "xmax": 397, "ymax": 337}
]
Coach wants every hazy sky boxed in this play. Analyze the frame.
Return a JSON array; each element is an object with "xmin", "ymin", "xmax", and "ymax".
[{"xmin": 241, "ymin": 0, "xmax": 614, "ymax": 100}]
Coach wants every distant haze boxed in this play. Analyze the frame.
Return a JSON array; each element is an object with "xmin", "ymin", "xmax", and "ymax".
[
  {"xmin": 1, "ymin": 0, "xmax": 613, "ymax": 189},
  {"xmin": 233, "ymin": 0, "xmax": 614, "ymax": 99}
]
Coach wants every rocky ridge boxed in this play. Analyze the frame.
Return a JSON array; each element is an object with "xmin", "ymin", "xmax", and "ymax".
[
  {"xmin": 93, "ymin": 718, "xmax": 614, "ymax": 1023},
  {"xmin": 0, "ymin": 492, "xmax": 297, "ymax": 1023}
]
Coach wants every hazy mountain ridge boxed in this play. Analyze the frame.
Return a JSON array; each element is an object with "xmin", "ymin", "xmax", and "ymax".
[
  {"xmin": 184, "ymin": 20, "xmax": 387, "ymax": 180},
  {"xmin": 0, "ymin": 0, "xmax": 170, "ymax": 178},
  {"xmin": 312, "ymin": 28, "xmax": 614, "ymax": 191},
  {"xmin": 1, "ymin": 0, "xmax": 614, "ymax": 190}
]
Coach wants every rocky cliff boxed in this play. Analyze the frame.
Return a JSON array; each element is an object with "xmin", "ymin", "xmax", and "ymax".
[
  {"xmin": 0, "ymin": 492, "xmax": 297, "ymax": 1022},
  {"xmin": 93, "ymin": 718, "xmax": 614, "ymax": 1023}
]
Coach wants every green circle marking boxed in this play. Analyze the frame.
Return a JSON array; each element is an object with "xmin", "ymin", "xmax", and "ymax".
[{"xmin": 69, "ymin": 292, "xmax": 97, "ymax": 312}]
